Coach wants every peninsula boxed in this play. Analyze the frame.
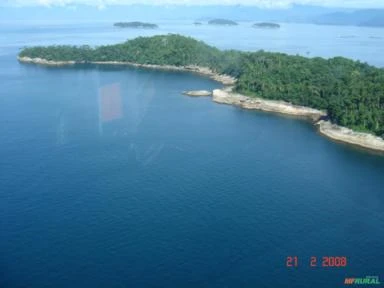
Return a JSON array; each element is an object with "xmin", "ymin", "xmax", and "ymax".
[
  {"xmin": 18, "ymin": 34, "xmax": 384, "ymax": 152},
  {"xmin": 208, "ymin": 19, "xmax": 238, "ymax": 26},
  {"xmin": 253, "ymin": 22, "xmax": 281, "ymax": 29},
  {"xmin": 114, "ymin": 22, "xmax": 158, "ymax": 29}
]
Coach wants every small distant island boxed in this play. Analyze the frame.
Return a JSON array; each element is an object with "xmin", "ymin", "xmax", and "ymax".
[
  {"xmin": 253, "ymin": 22, "xmax": 280, "ymax": 29},
  {"xmin": 17, "ymin": 34, "xmax": 384, "ymax": 152},
  {"xmin": 208, "ymin": 19, "xmax": 238, "ymax": 26},
  {"xmin": 114, "ymin": 22, "xmax": 158, "ymax": 29},
  {"xmin": 194, "ymin": 22, "xmax": 202, "ymax": 25}
]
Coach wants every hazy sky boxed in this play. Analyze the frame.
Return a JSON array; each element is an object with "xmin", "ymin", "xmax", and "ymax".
[{"xmin": 5, "ymin": 0, "xmax": 384, "ymax": 8}]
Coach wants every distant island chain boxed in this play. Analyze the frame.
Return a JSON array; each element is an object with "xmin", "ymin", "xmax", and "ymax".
[
  {"xmin": 112, "ymin": 20, "xmax": 281, "ymax": 29},
  {"xmin": 18, "ymin": 34, "xmax": 384, "ymax": 152}
]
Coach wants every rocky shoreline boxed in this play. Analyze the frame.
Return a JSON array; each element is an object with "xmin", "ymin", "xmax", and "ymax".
[
  {"xmin": 17, "ymin": 57, "xmax": 236, "ymax": 86},
  {"xmin": 212, "ymin": 87, "xmax": 326, "ymax": 122},
  {"xmin": 18, "ymin": 56, "xmax": 384, "ymax": 153},
  {"xmin": 212, "ymin": 88, "xmax": 384, "ymax": 152},
  {"xmin": 18, "ymin": 57, "xmax": 76, "ymax": 66},
  {"xmin": 317, "ymin": 120, "xmax": 384, "ymax": 152}
]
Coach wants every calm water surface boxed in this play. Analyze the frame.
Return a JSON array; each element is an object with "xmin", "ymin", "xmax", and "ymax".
[{"xmin": 0, "ymin": 22, "xmax": 383, "ymax": 287}]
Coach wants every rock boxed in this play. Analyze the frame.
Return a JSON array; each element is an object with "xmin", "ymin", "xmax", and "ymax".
[
  {"xmin": 18, "ymin": 56, "xmax": 75, "ymax": 66},
  {"xmin": 317, "ymin": 120, "xmax": 384, "ymax": 152},
  {"xmin": 182, "ymin": 90, "xmax": 212, "ymax": 97},
  {"xmin": 212, "ymin": 88, "xmax": 326, "ymax": 121}
]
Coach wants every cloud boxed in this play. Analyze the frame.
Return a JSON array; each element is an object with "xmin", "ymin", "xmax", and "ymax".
[{"xmin": 6, "ymin": 0, "xmax": 384, "ymax": 8}]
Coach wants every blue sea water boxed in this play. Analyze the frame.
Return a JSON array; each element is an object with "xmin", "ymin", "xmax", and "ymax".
[{"xmin": 0, "ymin": 22, "xmax": 384, "ymax": 287}]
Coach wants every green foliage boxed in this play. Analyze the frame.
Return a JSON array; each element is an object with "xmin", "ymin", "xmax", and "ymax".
[
  {"xmin": 19, "ymin": 34, "xmax": 384, "ymax": 137},
  {"xmin": 236, "ymin": 52, "xmax": 384, "ymax": 136},
  {"xmin": 19, "ymin": 45, "xmax": 93, "ymax": 62}
]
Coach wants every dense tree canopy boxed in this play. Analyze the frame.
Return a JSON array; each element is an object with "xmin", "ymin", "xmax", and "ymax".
[{"xmin": 19, "ymin": 34, "xmax": 384, "ymax": 137}]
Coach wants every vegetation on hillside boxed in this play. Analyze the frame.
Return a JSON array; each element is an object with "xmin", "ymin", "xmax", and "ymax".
[{"xmin": 19, "ymin": 34, "xmax": 384, "ymax": 137}]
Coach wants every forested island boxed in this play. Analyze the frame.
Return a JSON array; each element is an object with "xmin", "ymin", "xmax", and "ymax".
[
  {"xmin": 114, "ymin": 22, "xmax": 158, "ymax": 29},
  {"xmin": 253, "ymin": 22, "xmax": 280, "ymax": 29},
  {"xmin": 18, "ymin": 34, "xmax": 384, "ymax": 148},
  {"xmin": 208, "ymin": 19, "xmax": 238, "ymax": 26},
  {"xmin": 194, "ymin": 22, "xmax": 203, "ymax": 25}
]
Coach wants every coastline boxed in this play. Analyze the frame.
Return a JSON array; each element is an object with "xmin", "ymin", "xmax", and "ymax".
[
  {"xmin": 212, "ymin": 87, "xmax": 384, "ymax": 152},
  {"xmin": 212, "ymin": 87, "xmax": 326, "ymax": 122},
  {"xmin": 18, "ymin": 56, "xmax": 384, "ymax": 153},
  {"xmin": 17, "ymin": 56, "xmax": 236, "ymax": 86},
  {"xmin": 317, "ymin": 121, "xmax": 384, "ymax": 152}
]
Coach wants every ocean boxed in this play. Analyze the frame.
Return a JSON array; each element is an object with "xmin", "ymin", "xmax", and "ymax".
[{"xmin": 0, "ymin": 21, "xmax": 383, "ymax": 287}]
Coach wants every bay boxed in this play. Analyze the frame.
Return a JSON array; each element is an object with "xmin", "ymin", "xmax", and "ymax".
[{"xmin": 0, "ymin": 21, "xmax": 383, "ymax": 288}]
